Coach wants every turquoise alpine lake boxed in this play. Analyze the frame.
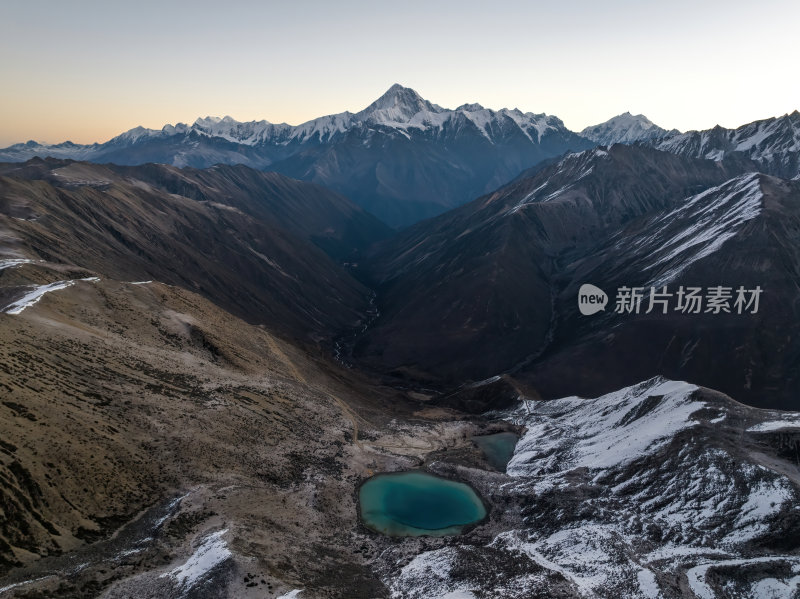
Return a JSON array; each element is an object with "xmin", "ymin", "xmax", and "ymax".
[
  {"xmin": 359, "ymin": 471, "xmax": 487, "ymax": 536},
  {"xmin": 472, "ymin": 432, "xmax": 519, "ymax": 471}
]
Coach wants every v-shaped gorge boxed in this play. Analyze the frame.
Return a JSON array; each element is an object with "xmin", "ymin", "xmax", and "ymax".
[{"xmin": 356, "ymin": 145, "xmax": 800, "ymax": 410}]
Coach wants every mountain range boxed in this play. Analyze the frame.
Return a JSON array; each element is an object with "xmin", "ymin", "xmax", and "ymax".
[
  {"xmin": 0, "ymin": 85, "xmax": 591, "ymax": 227},
  {"xmin": 1, "ymin": 86, "xmax": 799, "ymax": 598},
  {"xmin": 2, "ymin": 85, "xmax": 798, "ymax": 228}
]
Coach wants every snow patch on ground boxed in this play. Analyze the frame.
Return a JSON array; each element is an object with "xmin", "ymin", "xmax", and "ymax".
[
  {"xmin": 2, "ymin": 277, "xmax": 99, "ymax": 315},
  {"xmin": 636, "ymin": 568, "xmax": 660, "ymax": 599},
  {"xmin": 390, "ymin": 549, "xmax": 468, "ymax": 599},
  {"xmin": 723, "ymin": 478, "xmax": 795, "ymax": 544},
  {"xmin": 152, "ymin": 492, "xmax": 189, "ymax": 530},
  {"xmin": 687, "ymin": 556, "xmax": 800, "ymax": 599},
  {"xmin": 0, "ymin": 576, "xmax": 53, "ymax": 594},
  {"xmin": 748, "ymin": 575, "xmax": 800, "ymax": 598},
  {"xmin": 748, "ymin": 414, "xmax": 800, "ymax": 432},
  {"xmin": 498, "ymin": 526, "xmax": 632, "ymax": 595},
  {"xmin": 0, "ymin": 258, "xmax": 35, "ymax": 270},
  {"xmin": 159, "ymin": 529, "xmax": 231, "ymax": 591}
]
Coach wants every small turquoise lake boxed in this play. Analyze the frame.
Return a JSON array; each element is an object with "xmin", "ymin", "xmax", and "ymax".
[
  {"xmin": 359, "ymin": 471, "xmax": 486, "ymax": 536},
  {"xmin": 472, "ymin": 432, "xmax": 519, "ymax": 471}
]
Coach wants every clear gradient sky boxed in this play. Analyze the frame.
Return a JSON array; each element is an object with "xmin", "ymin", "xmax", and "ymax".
[{"xmin": 1, "ymin": 0, "xmax": 798, "ymax": 147}]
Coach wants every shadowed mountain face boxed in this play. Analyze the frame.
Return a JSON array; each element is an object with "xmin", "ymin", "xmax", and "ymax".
[
  {"xmin": 0, "ymin": 159, "xmax": 389, "ymax": 341},
  {"xmin": 0, "ymin": 85, "xmax": 593, "ymax": 227},
  {"xmin": 526, "ymin": 173, "xmax": 800, "ymax": 409},
  {"xmin": 103, "ymin": 161, "xmax": 393, "ymax": 262},
  {"xmin": 356, "ymin": 145, "xmax": 800, "ymax": 408},
  {"xmin": 267, "ymin": 103, "xmax": 593, "ymax": 227}
]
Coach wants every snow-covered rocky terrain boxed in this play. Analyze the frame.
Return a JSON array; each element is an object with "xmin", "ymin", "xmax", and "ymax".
[
  {"xmin": 385, "ymin": 378, "xmax": 800, "ymax": 598},
  {"xmin": 653, "ymin": 112, "xmax": 800, "ymax": 179}
]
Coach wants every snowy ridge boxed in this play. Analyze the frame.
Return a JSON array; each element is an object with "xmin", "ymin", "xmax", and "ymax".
[
  {"xmin": 191, "ymin": 116, "xmax": 291, "ymax": 146},
  {"xmin": 0, "ymin": 140, "xmax": 100, "ymax": 161},
  {"xmin": 654, "ymin": 111, "xmax": 800, "ymax": 178},
  {"xmin": 356, "ymin": 83, "xmax": 444, "ymax": 124},
  {"xmin": 2, "ymin": 93, "xmax": 797, "ymax": 185},
  {"xmin": 508, "ymin": 378, "xmax": 704, "ymax": 479},
  {"xmin": 747, "ymin": 408, "xmax": 800, "ymax": 432},
  {"xmin": 656, "ymin": 112, "xmax": 800, "ymax": 161},
  {"xmin": 506, "ymin": 147, "xmax": 610, "ymax": 215},
  {"xmin": 167, "ymin": 85, "xmax": 563, "ymax": 146},
  {"xmin": 387, "ymin": 377, "xmax": 800, "ymax": 598},
  {"xmin": 616, "ymin": 173, "xmax": 763, "ymax": 286},
  {"xmin": 0, "ymin": 258, "xmax": 36, "ymax": 270}
]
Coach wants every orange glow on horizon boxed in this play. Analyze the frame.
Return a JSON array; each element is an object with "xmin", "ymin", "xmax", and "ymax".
[{"xmin": 1, "ymin": 0, "xmax": 797, "ymax": 147}]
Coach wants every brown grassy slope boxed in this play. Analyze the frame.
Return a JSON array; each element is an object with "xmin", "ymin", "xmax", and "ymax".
[{"xmin": 0, "ymin": 270, "xmax": 384, "ymax": 575}]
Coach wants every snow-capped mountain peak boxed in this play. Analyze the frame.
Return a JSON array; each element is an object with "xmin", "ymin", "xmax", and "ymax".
[
  {"xmin": 456, "ymin": 102, "xmax": 485, "ymax": 111},
  {"xmin": 107, "ymin": 125, "xmax": 165, "ymax": 145},
  {"xmin": 355, "ymin": 83, "xmax": 444, "ymax": 124},
  {"xmin": 581, "ymin": 112, "xmax": 677, "ymax": 145}
]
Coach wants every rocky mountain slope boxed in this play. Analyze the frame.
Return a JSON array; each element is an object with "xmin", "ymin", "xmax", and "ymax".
[
  {"xmin": 3, "ymin": 269, "xmax": 797, "ymax": 598},
  {"xmin": 0, "ymin": 258, "xmax": 410, "ymax": 597},
  {"xmin": 525, "ymin": 171, "xmax": 800, "ymax": 409},
  {"xmin": 0, "ymin": 158, "xmax": 388, "ymax": 341}
]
